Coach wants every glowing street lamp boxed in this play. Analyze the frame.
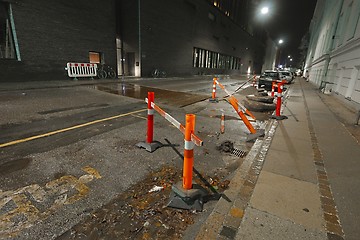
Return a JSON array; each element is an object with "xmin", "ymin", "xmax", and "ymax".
[
  {"xmin": 278, "ymin": 39, "xmax": 284, "ymax": 44},
  {"xmin": 261, "ymin": 7, "xmax": 269, "ymax": 15}
]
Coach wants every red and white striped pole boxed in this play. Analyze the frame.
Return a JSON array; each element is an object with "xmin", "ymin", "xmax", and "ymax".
[
  {"xmin": 146, "ymin": 92, "xmax": 155, "ymax": 143},
  {"xmin": 272, "ymin": 82, "xmax": 288, "ymax": 120},
  {"xmin": 275, "ymin": 83, "xmax": 283, "ymax": 116},
  {"xmin": 183, "ymin": 114, "xmax": 195, "ymax": 190},
  {"xmin": 220, "ymin": 112, "xmax": 225, "ymax": 134}
]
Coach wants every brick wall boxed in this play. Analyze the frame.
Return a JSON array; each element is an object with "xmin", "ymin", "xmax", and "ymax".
[{"xmin": 0, "ymin": 0, "xmax": 116, "ymax": 81}]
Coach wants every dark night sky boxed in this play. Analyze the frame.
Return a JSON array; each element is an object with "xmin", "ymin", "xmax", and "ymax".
[{"xmin": 255, "ymin": 0, "xmax": 318, "ymax": 66}]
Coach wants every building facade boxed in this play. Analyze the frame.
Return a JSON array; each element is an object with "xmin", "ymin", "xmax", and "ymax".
[
  {"xmin": 118, "ymin": 0, "xmax": 267, "ymax": 77},
  {"xmin": 0, "ymin": 0, "xmax": 116, "ymax": 81},
  {"xmin": 1, "ymin": 0, "xmax": 268, "ymax": 81},
  {"xmin": 304, "ymin": 0, "xmax": 360, "ymax": 108}
]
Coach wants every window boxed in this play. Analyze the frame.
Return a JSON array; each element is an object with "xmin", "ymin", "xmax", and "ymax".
[
  {"xmin": 347, "ymin": 1, "xmax": 360, "ymax": 40},
  {"xmin": 192, "ymin": 47, "xmax": 241, "ymax": 70},
  {"xmin": 89, "ymin": 51, "xmax": 101, "ymax": 63},
  {"xmin": 0, "ymin": 2, "xmax": 20, "ymax": 60}
]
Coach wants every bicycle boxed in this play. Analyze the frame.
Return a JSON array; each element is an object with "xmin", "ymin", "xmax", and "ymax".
[
  {"xmin": 97, "ymin": 64, "xmax": 117, "ymax": 79},
  {"xmin": 151, "ymin": 69, "xmax": 167, "ymax": 78}
]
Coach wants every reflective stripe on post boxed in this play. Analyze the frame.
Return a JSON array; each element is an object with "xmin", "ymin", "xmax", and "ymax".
[
  {"xmin": 183, "ymin": 114, "xmax": 195, "ymax": 190},
  {"xmin": 146, "ymin": 92, "xmax": 154, "ymax": 143},
  {"xmin": 271, "ymin": 81, "xmax": 276, "ymax": 97}
]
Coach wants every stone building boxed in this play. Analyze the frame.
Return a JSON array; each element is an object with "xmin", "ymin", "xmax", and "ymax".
[{"xmin": 304, "ymin": 0, "xmax": 360, "ymax": 108}]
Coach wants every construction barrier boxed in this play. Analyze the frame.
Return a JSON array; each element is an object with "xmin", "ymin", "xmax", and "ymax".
[
  {"xmin": 65, "ymin": 62, "xmax": 97, "ymax": 80},
  {"xmin": 137, "ymin": 92, "xmax": 203, "ymax": 152},
  {"xmin": 213, "ymin": 78, "xmax": 265, "ymax": 141},
  {"xmin": 136, "ymin": 92, "xmax": 207, "ymax": 210},
  {"xmin": 271, "ymin": 82, "xmax": 288, "ymax": 120},
  {"xmin": 228, "ymin": 96, "xmax": 257, "ymax": 134},
  {"xmin": 211, "ymin": 75, "xmax": 256, "ymax": 101}
]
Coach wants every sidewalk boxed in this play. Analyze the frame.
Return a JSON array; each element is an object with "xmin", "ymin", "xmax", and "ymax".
[{"xmin": 195, "ymin": 78, "xmax": 360, "ymax": 240}]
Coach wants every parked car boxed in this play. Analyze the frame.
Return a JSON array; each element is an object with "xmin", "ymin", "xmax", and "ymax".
[
  {"xmin": 258, "ymin": 70, "xmax": 284, "ymax": 90},
  {"xmin": 279, "ymin": 71, "xmax": 294, "ymax": 83}
]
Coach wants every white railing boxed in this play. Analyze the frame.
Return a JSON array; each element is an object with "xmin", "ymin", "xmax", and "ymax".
[{"xmin": 65, "ymin": 62, "xmax": 97, "ymax": 79}]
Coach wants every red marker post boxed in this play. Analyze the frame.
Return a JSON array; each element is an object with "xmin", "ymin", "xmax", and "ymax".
[
  {"xmin": 146, "ymin": 92, "xmax": 155, "ymax": 143},
  {"xmin": 271, "ymin": 82, "xmax": 288, "ymax": 120}
]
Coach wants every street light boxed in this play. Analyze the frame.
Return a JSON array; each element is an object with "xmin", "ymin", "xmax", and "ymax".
[
  {"xmin": 261, "ymin": 7, "xmax": 269, "ymax": 15},
  {"xmin": 277, "ymin": 39, "xmax": 284, "ymax": 68}
]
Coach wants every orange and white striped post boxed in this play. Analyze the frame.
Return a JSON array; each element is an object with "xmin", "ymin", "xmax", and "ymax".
[
  {"xmin": 210, "ymin": 77, "xmax": 218, "ymax": 102},
  {"xmin": 183, "ymin": 114, "xmax": 195, "ymax": 190},
  {"xmin": 220, "ymin": 112, "xmax": 225, "ymax": 134}
]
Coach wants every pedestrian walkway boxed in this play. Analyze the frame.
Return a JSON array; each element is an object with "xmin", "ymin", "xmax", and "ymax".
[{"xmin": 195, "ymin": 78, "xmax": 360, "ymax": 240}]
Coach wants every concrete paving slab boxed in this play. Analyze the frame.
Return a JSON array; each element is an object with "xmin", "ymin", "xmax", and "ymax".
[
  {"xmin": 275, "ymin": 120, "xmax": 310, "ymax": 141},
  {"xmin": 263, "ymin": 149, "xmax": 317, "ymax": 183},
  {"xmin": 236, "ymin": 207, "xmax": 327, "ymax": 240},
  {"xmin": 268, "ymin": 127, "xmax": 313, "ymax": 155},
  {"xmin": 250, "ymin": 171, "xmax": 325, "ymax": 231}
]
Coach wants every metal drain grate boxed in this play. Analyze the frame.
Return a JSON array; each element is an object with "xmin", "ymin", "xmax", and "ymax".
[{"xmin": 230, "ymin": 148, "xmax": 247, "ymax": 158}]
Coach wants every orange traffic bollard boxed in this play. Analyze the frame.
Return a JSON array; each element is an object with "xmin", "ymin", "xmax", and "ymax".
[
  {"xmin": 210, "ymin": 77, "xmax": 218, "ymax": 102},
  {"xmin": 220, "ymin": 112, "xmax": 225, "ymax": 134},
  {"xmin": 183, "ymin": 114, "xmax": 195, "ymax": 190}
]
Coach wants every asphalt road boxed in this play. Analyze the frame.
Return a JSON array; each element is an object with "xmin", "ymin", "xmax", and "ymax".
[{"xmin": 0, "ymin": 76, "xmax": 254, "ymax": 239}]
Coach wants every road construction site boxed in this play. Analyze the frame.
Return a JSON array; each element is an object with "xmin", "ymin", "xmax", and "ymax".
[{"xmin": 1, "ymin": 75, "xmax": 359, "ymax": 240}]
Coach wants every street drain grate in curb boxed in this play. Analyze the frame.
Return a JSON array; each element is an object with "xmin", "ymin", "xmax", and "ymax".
[{"xmin": 230, "ymin": 148, "xmax": 247, "ymax": 158}]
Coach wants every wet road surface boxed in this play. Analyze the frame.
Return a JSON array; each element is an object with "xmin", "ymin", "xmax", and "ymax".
[{"xmin": 0, "ymin": 77, "xmax": 263, "ymax": 239}]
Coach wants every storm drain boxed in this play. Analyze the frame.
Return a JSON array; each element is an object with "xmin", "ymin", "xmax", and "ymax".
[
  {"xmin": 217, "ymin": 140, "xmax": 247, "ymax": 158},
  {"xmin": 230, "ymin": 148, "xmax": 247, "ymax": 158}
]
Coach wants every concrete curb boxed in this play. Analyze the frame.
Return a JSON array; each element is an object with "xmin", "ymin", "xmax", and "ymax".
[{"xmin": 195, "ymin": 118, "xmax": 279, "ymax": 239}]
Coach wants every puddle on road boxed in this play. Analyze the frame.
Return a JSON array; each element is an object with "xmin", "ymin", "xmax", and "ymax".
[{"xmin": 91, "ymin": 83, "xmax": 209, "ymax": 107}]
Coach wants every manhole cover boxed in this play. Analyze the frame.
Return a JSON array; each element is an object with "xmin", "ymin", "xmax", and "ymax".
[{"xmin": 217, "ymin": 141, "xmax": 247, "ymax": 158}]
